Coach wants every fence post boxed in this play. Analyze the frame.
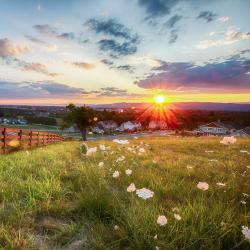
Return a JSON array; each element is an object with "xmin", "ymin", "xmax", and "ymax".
[
  {"xmin": 2, "ymin": 127, "xmax": 6, "ymax": 154},
  {"xmin": 29, "ymin": 131, "xmax": 32, "ymax": 148},
  {"xmin": 37, "ymin": 132, "xmax": 39, "ymax": 146},
  {"xmin": 18, "ymin": 129, "xmax": 22, "ymax": 144}
]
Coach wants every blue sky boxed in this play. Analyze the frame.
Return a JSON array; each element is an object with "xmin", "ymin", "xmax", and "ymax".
[{"xmin": 0, "ymin": 0, "xmax": 250, "ymax": 105}]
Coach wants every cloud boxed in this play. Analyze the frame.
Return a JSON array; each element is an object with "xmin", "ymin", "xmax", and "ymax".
[
  {"xmin": 197, "ymin": 11, "xmax": 218, "ymax": 22},
  {"xmin": 22, "ymin": 62, "xmax": 58, "ymax": 77},
  {"xmin": 73, "ymin": 62, "xmax": 96, "ymax": 70},
  {"xmin": 198, "ymin": 28, "xmax": 250, "ymax": 49},
  {"xmin": 116, "ymin": 64, "xmax": 135, "ymax": 73},
  {"xmin": 134, "ymin": 58, "xmax": 250, "ymax": 92},
  {"xmin": 34, "ymin": 24, "xmax": 75, "ymax": 41},
  {"xmin": 164, "ymin": 14, "xmax": 182, "ymax": 29},
  {"xmin": 169, "ymin": 29, "xmax": 178, "ymax": 44},
  {"xmin": 0, "ymin": 81, "xmax": 85, "ymax": 99},
  {"xmin": 218, "ymin": 16, "xmax": 229, "ymax": 22},
  {"xmin": 0, "ymin": 38, "xmax": 31, "ymax": 58},
  {"xmin": 92, "ymin": 87, "xmax": 141, "ymax": 97},
  {"xmin": 98, "ymin": 39, "xmax": 138, "ymax": 57},
  {"xmin": 85, "ymin": 18, "xmax": 140, "ymax": 57},
  {"xmin": 101, "ymin": 59, "xmax": 113, "ymax": 65},
  {"xmin": 138, "ymin": 0, "xmax": 179, "ymax": 20}
]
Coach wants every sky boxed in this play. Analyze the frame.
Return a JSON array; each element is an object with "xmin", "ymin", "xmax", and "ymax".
[{"xmin": 0, "ymin": 0, "xmax": 250, "ymax": 105}]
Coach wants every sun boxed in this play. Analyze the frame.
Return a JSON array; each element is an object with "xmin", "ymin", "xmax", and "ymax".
[{"xmin": 155, "ymin": 95, "xmax": 166, "ymax": 104}]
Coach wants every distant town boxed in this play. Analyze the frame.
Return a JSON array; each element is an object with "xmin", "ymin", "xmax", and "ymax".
[{"xmin": 0, "ymin": 104, "xmax": 249, "ymax": 138}]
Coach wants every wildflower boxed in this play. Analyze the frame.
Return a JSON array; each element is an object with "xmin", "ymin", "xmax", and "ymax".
[
  {"xmin": 240, "ymin": 150, "xmax": 250, "ymax": 155},
  {"xmin": 240, "ymin": 200, "xmax": 247, "ymax": 205},
  {"xmin": 156, "ymin": 246, "xmax": 160, "ymax": 250},
  {"xmin": 186, "ymin": 165, "xmax": 193, "ymax": 169},
  {"xmin": 242, "ymin": 226, "xmax": 250, "ymax": 242},
  {"xmin": 133, "ymin": 137, "xmax": 138, "ymax": 139},
  {"xmin": 205, "ymin": 150, "xmax": 214, "ymax": 153},
  {"xmin": 112, "ymin": 171, "xmax": 120, "ymax": 178},
  {"xmin": 139, "ymin": 148, "xmax": 145, "ymax": 153},
  {"xmin": 197, "ymin": 182, "xmax": 209, "ymax": 191},
  {"xmin": 113, "ymin": 139, "xmax": 129, "ymax": 145},
  {"xmin": 114, "ymin": 225, "xmax": 119, "ymax": 230},
  {"xmin": 99, "ymin": 144, "xmax": 106, "ymax": 151},
  {"xmin": 172, "ymin": 207, "xmax": 179, "ymax": 212},
  {"xmin": 220, "ymin": 136, "xmax": 236, "ymax": 145},
  {"xmin": 125, "ymin": 169, "xmax": 132, "ymax": 176},
  {"xmin": 127, "ymin": 147, "xmax": 133, "ymax": 151},
  {"xmin": 209, "ymin": 159, "xmax": 218, "ymax": 162},
  {"xmin": 153, "ymin": 234, "xmax": 157, "ymax": 240},
  {"xmin": 116, "ymin": 156, "xmax": 125, "ymax": 162},
  {"xmin": 247, "ymin": 166, "xmax": 250, "ymax": 169},
  {"xmin": 86, "ymin": 147, "xmax": 97, "ymax": 156},
  {"xmin": 157, "ymin": 215, "xmax": 167, "ymax": 226},
  {"xmin": 136, "ymin": 188, "xmax": 154, "ymax": 200},
  {"xmin": 127, "ymin": 183, "xmax": 136, "ymax": 192},
  {"xmin": 174, "ymin": 214, "xmax": 182, "ymax": 221},
  {"xmin": 98, "ymin": 162, "xmax": 104, "ymax": 167},
  {"xmin": 153, "ymin": 160, "xmax": 157, "ymax": 164},
  {"xmin": 216, "ymin": 182, "xmax": 226, "ymax": 187},
  {"xmin": 242, "ymin": 193, "xmax": 249, "ymax": 197}
]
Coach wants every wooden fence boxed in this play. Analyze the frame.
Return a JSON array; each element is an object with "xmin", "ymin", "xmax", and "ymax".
[{"xmin": 0, "ymin": 127, "xmax": 64, "ymax": 154}]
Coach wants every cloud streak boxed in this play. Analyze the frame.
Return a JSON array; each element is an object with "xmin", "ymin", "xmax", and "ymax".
[{"xmin": 135, "ymin": 57, "xmax": 250, "ymax": 93}]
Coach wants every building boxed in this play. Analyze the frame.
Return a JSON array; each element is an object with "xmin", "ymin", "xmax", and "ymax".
[
  {"xmin": 197, "ymin": 122, "xmax": 234, "ymax": 135},
  {"xmin": 117, "ymin": 121, "xmax": 141, "ymax": 131},
  {"xmin": 233, "ymin": 127, "xmax": 250, "ymax": 137},
  {"xmin": 148, "ymin": 120, "xmax": 168, "ymax": 130},
  {"xmin": 96, "ymin": 120, "xmax": 118, "ymax": 133}
]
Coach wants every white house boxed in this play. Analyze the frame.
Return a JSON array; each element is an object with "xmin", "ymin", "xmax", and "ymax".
[
  {"xmin": 148, "ymin": 120, "xmax": 168, "ymax": 130},
  {"xmin": 117, "ymin": 121, "xmax": 141, "ymax": 131},
  {"xmin": 198, "ymin": 122, "xmax": 234, "ymax": 135}
]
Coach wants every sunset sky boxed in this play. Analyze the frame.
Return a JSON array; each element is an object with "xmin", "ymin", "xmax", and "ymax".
[{"xmin": 0, "ymin": 0, "xmax": 250, "ymax": 105}]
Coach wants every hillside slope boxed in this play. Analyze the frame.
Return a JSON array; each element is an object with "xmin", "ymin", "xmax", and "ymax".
[{"xmin": 0, "ymin": 137, "xmax": 249, "ymax": 249}]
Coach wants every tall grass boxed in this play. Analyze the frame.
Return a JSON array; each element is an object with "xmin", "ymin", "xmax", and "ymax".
[{"xmin": 0, "ymin": 137, "xmax": 249, "ymax": 249}]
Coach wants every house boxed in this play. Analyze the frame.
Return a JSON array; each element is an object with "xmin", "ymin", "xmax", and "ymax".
[
  {"xmin": 148, "ymin": 120, "xmax": 168, "ymax": 130},
  {"xmin": 233, "ymin": 127, "xmax": 250, "ymax": 137},
  {"xmin": 96, "ymin": 120, "xmax": 118, "ymax": 133},
  {"xmin": 197, "ymin": 122, "xmax": 234, "ymax": 135},
  {"xmin": 117, "ymin": 121, "xmax": 141, "ymax": 131}
]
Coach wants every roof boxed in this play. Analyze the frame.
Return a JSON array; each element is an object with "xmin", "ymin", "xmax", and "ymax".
[{"xmin": 199, "ymin": 122, "xmax": 234, "ymax": 129}]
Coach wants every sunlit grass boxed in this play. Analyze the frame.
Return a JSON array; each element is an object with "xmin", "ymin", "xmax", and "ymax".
[{"xmin": 0, "ymin": 137, "xmax": 249, "ymax": 249}]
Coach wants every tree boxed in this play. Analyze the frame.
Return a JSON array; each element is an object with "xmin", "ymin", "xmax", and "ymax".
[{"xmin": 63, "ymin": 104, "xmax": 99, "ymax": 141}]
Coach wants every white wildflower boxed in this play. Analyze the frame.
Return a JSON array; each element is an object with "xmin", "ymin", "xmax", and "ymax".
[
  {"xmin": 205, "ymin": 150, "xmax": 214, "ymax": 153},
  {"xmin": 98, "ymin": 162, "xmax": 104, "ymax": 167},
  {"xmin": 156, "ymin": 246, "xmax": 160, "ymax": 250},
  {"xmin": 240, "ymin": 200, "xmax": 247, "ymax": 205},
  {"xmin": 133, "ymin": 136, "xmax": 138, "ymax": 139},
  {"xmin": 242, "ymin": 226, "xmax": 250, "ymax": 242},
  {"xmin": 174, "ymin": 214, "xmax": 182, "ymax": 221},
  {"xmin": 172, "ymin": 207, "xmax": 179, "ymax": 212},
  {"xmin": 127, "ymin": 183, "xmax": 136, "ymax": 192},
  {"xmin": 153, "ymin": 234, "xmax": 158, "ymax": 240},
  {"xmin": 112, "ymin": 171, "xmax": 120, "ymax": 178},
  {"xmin": 157, "ymin": 215, "xmax": 168, "ymax": 226},
  {"xmin": 125, "ymin": 169, "xmax": 132, "ymax": 176},
  {"xmin": 116, "ymin": 155, "xmax": 125, "ymax": 162},
  {"xmin": 136, "ymin": 188, "xmax": 154, "ymax": 200},
  {"xmin": 220, "ymin": 136, "xmax": 236, "ymax": 145},
  {"xmin": 127, "ymin": 147, "xmax": 133, "ymax": 151},
  {"xmin": 186, "ymin": 165, "xmax": 193, "ymax": 169},
  {"xmin": 240, "ymin": 150, "xmax": 250, "ymax": 155},
  {"xmin": 113, "ymin": 139, "xmax": 129, "ymax": 145},
  {"xmin": 242, "ymin": 193, "xmax": 249, "ymax": 197},
  {"xmin": 216, "ymin": 182, "xmax": 226, "ymax": 187},
  {"xmin": 99, "ymin": 144, "xmax": 106, "ymax": 151},
  {"xmin": 86, "ymin": 147, "xmax": 97, "ymax": 156},
  {"xmin": 197, "ymin": 182, "xmax": 209, "ymax": 191},
  {"xmin": 139, "ymin": 148, "xmax": 146, "ymax": 153},
  {"xmin": 114, "ymin": 225, "xmax": 119, "ymax": 230}
]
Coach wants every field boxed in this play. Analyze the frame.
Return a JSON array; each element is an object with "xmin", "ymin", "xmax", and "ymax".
[{"xmin": 0, "ymin": 137, "xmax": 249, "ymax": 249}]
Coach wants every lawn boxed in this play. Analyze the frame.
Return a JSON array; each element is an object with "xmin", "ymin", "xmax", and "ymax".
[{"xmin": 0, "ymin": 137, "xmax": 249, "ymax": 249}]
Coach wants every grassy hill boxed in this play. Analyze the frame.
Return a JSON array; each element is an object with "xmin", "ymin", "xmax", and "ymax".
[{"xmin": 0, "ymin": 137, "xmax": 249, "ymax": 249}]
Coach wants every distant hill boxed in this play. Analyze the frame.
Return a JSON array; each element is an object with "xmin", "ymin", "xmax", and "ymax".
[{"xmin": 91, "ymin": 102, "xmax": 250, "ymax": 111}]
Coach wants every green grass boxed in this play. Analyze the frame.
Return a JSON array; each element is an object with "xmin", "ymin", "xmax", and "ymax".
[{"xmin": 0, "ymin": 137, "xmax": 249, "ymax": 249}]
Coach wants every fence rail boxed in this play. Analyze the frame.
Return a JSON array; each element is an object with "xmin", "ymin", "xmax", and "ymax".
[{"xmin": 0, "ymin": 127, "xmax": 64, "ymax": 154}]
